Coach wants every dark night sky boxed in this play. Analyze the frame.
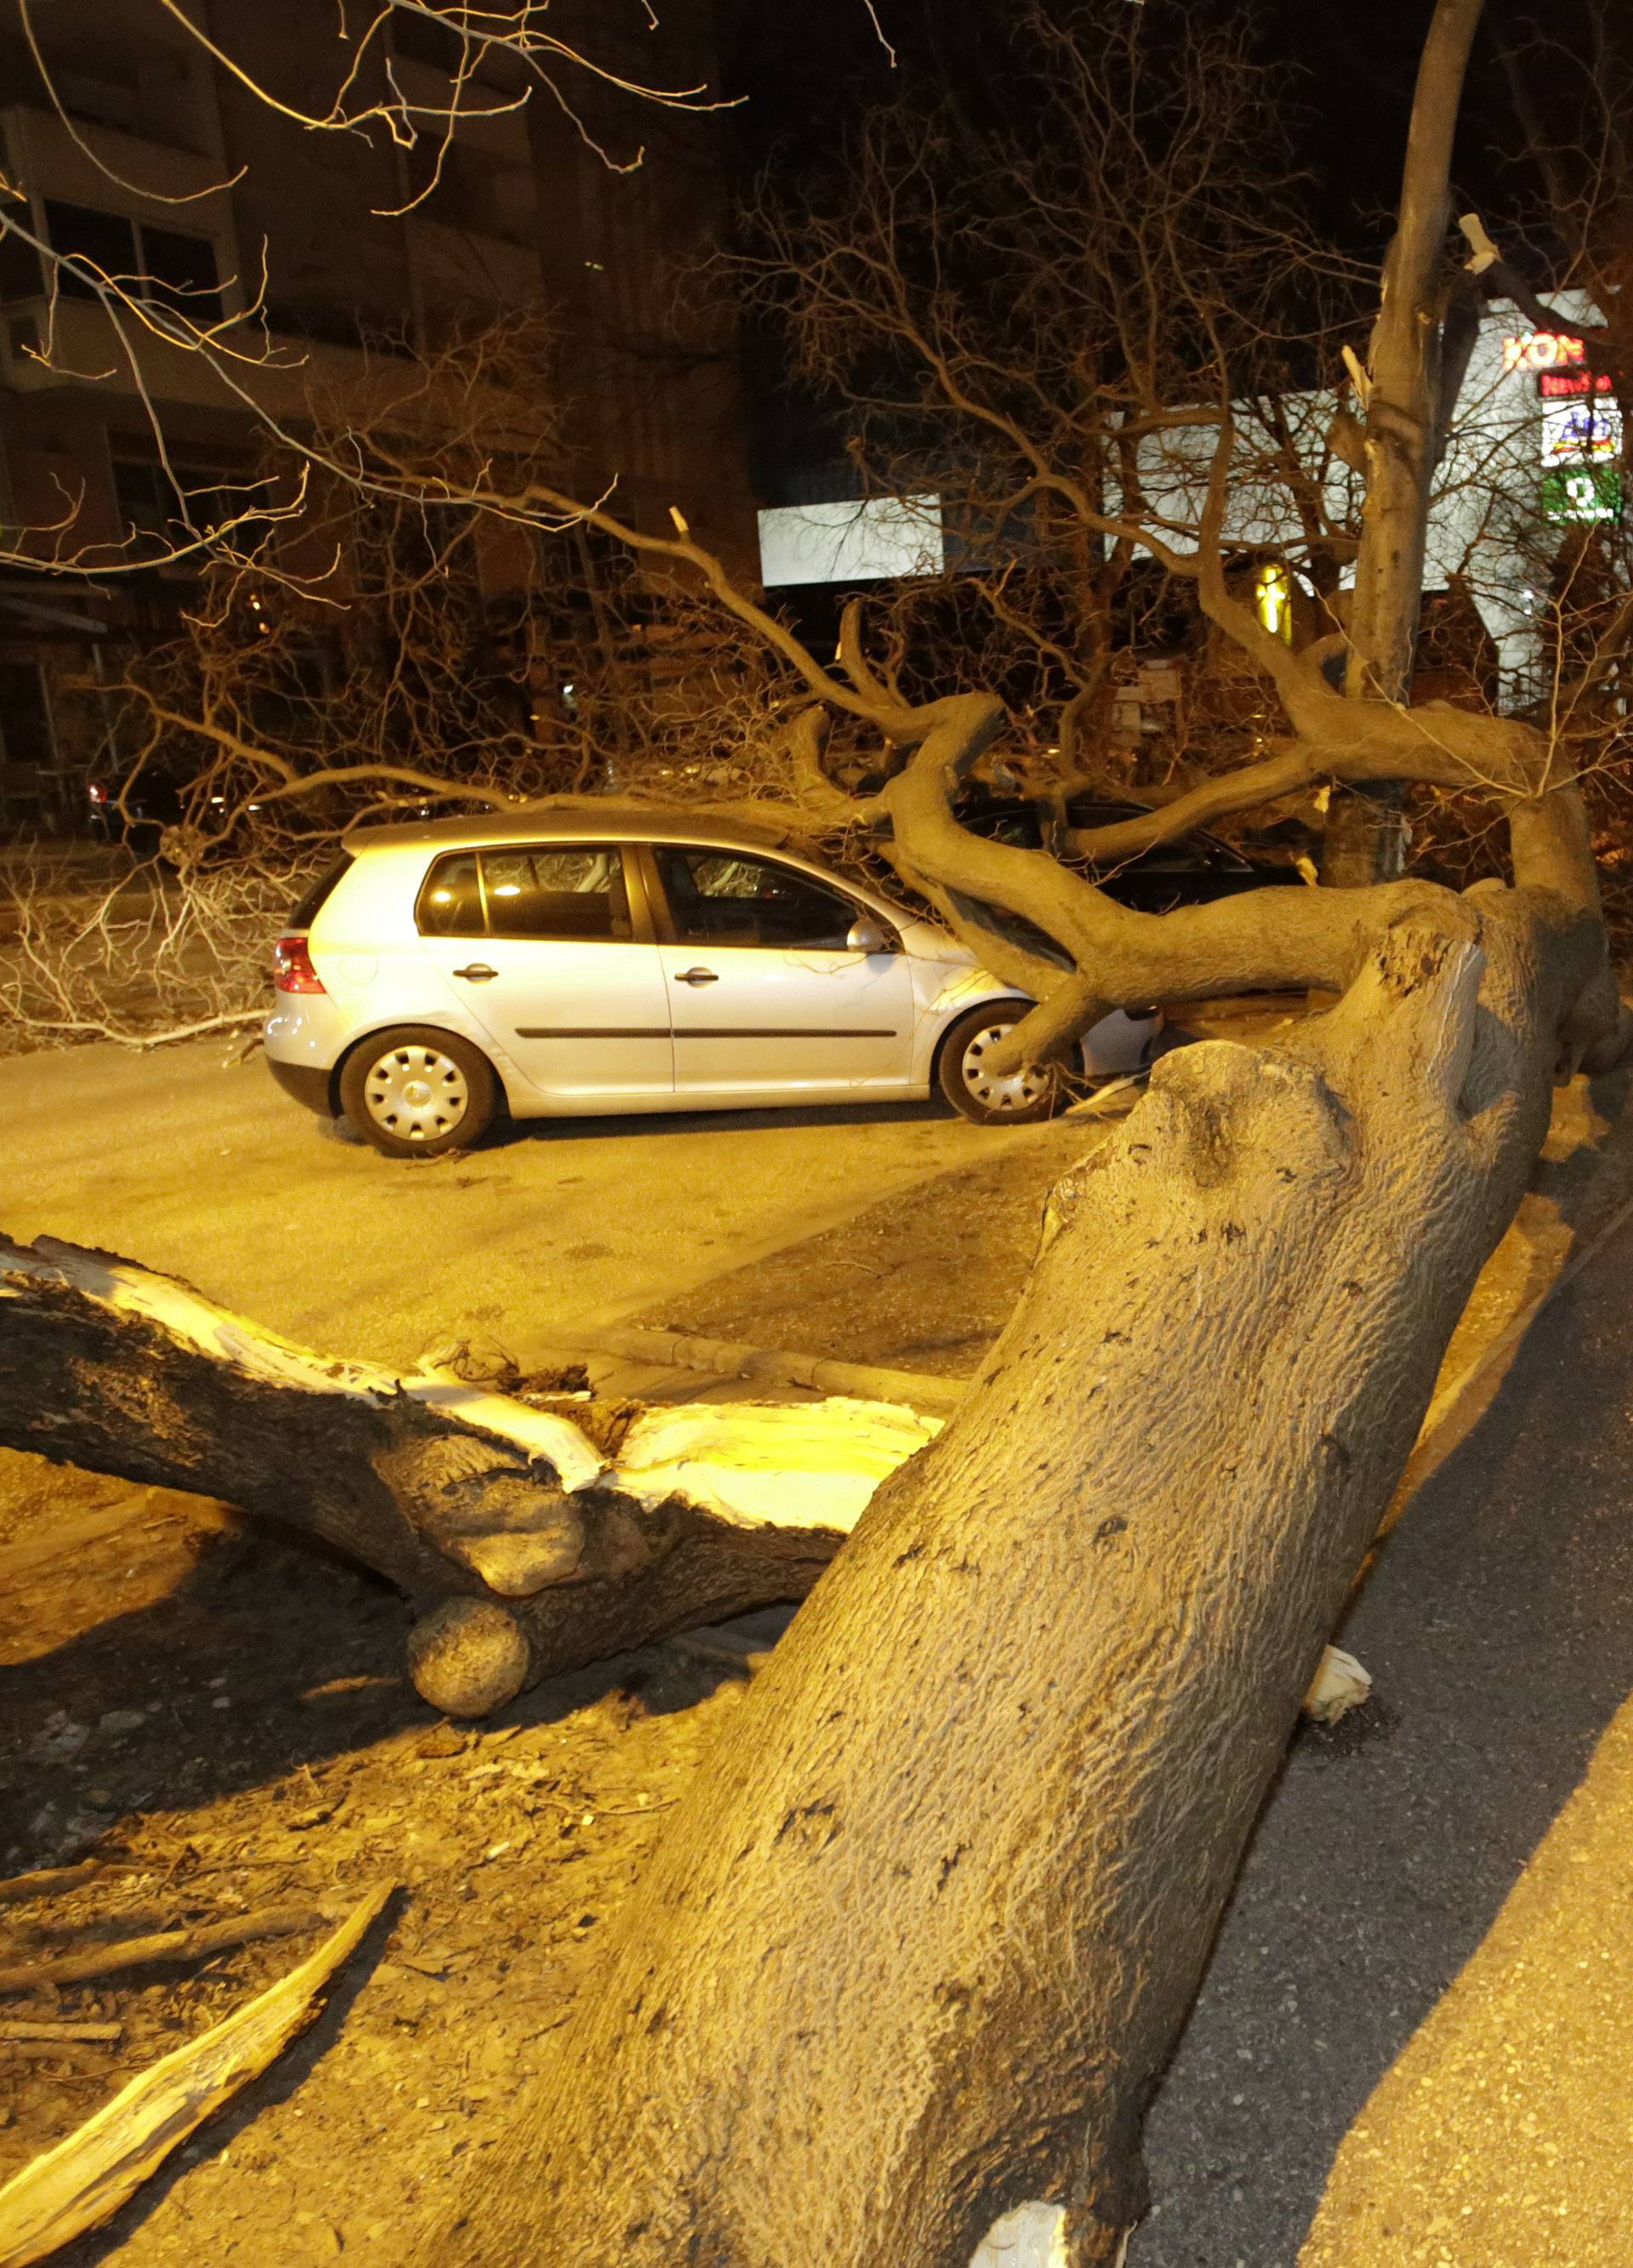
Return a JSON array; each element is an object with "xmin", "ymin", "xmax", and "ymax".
[{"xmin": 720, "ymin": 0, "xmax": 1545, "ymax": 261}]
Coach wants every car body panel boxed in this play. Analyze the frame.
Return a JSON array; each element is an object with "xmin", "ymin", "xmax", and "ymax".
[
  {"xmin": 659, "ymin": 940, "xmax": 919, "ymax": 1098},
  {"xmin": 634, "ymin": 837, "xmax": 921, "ymax": 1100},
  {"xmin": 422, "ymin": 934, "xmax": 677, "ymax": 1100}
]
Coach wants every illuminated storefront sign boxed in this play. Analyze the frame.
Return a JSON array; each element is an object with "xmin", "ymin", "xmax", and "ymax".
[
  {"xmin": 1505, "ymin": 333, "xmax": 1624, "ymax": 524},
  {"xmin": 1541, "ymin": 397, "xmax": 1621, "ymax": 464},
  {"xmin": 1254, "ymin": 561, "xmax": 1294, "ymax": 643},
  {"xmin": 1542, "ymin": 466, "xmax": 1623, "ymax": 525},
  {"xmin": 1503, "ymin": 331, "xmax": 1587, "ymax": 373},
  {"xmin": 1539, "ymin": 367, "xmax": 1613, "ymax": 400}
]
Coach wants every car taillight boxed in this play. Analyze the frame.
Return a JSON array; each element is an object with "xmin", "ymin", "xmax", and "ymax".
[{"xmin": 273, "ymin": 935, "xmax": 326, "ymax": 993}]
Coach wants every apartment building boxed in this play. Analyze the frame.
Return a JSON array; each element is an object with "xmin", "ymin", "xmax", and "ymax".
[{"xmin": 0, "ymin": 0, "xmax": 754, "ymax": 831}]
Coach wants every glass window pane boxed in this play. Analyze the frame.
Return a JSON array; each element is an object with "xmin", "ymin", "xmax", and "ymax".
[
  {"xmin": 139, "ymin": 225, "xmax": 223, "ymax": 321},
  {"xmin": 656, "ymin": 848, "xmax": 855, "ymax": 950},
  {"xmin": 0, "ymin": 661, "xmax": 54, "ymax": 765},
  {"xmin": 418, "ymin": 852, "xmax": 484, "ymax": 936},
  {"xmin": 43, "ymin": 200, "xmax": 137, "ymax": 298},
  {"xmin": 481, "ymin": 845, "xmax": 629, "ymax": 941}
]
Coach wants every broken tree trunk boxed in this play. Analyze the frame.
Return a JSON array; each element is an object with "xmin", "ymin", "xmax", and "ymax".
[
  {"xmin": 408, "ymin": 892, "xmax": 1606, "ymax": 2268},
  {"xmin": 0, "ymin": 1244, "xmax": 936, "ymax": 1715},
  {"xmin": 0, "ymin": 1238, "xmax": 1363, "ymax": 1735},
  {"xmin": 0, "ymin": 1884, "xmax": 390, "ymax": 2268}
]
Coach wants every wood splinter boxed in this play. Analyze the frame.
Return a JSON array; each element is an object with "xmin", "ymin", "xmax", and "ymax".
[{"xmin": 0, "ymin": 1884, "xmax": 392, "ymax": 2268}]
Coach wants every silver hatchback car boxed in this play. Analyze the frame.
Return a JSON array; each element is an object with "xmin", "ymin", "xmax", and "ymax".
[{"xmin": 264, "ymin": 810, "xmax": 1156, "ymax": 1157}]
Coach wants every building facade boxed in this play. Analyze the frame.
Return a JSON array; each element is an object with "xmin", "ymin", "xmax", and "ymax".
[{"xmin": 0, "ymin": 0, "xmax": 754, "ymax": 833}]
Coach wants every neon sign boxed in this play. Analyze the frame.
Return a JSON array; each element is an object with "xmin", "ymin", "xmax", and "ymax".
[
  {"xmin": 1503, "ymin": 331, "xmax": 1586, "ymax": 374},
  {"xmin": 1542, "ymin": 398, "xmax": 1620, "ymax": 464},
  {"xmin": 1539, "ymin": 367, "xmax": 1613, "ymax": 399},
  {"xmin": 1543, "ymin": 467, "xmax": 1623, "ymax": 526}
]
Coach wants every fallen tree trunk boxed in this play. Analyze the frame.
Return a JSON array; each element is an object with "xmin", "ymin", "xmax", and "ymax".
[
  {"xmin": 0, "ymin": 1242, "xmax": 936, "ymax": 1714},
  {"xmin": 407, "ymin": 894, "xmax": 1607, "ymax": 2268}
]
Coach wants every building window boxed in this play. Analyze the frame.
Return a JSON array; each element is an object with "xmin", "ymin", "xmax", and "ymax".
[
  {"xmin": 112, "ymin": 458, "xmax": 244, "ymax": 551},
  {"xmin": 41, "ymin": 199, "xmax": 223, "ymax": 321},
  {"xmin": 1254, "ymin": 561, "xmax": 1294, "ymax": 645},
  {"xmin": 0, "ymin": 661, "xmax": 55, "ymax": 769}
]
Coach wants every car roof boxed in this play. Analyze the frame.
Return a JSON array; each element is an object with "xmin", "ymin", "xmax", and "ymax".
[{"xmin": 342, "ymin": 801, "xmax": 805, "ymax": 859}]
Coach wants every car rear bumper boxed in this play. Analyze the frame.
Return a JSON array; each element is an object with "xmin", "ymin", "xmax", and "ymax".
[{"xmin": 265, "ymin": 1054, "xmax": 334, "ymax": 1117}]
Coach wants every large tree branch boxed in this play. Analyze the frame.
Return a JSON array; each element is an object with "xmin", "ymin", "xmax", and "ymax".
[{"xmin": 0, "ymin": 1235, "xmax": 938, "ymax": 1716}]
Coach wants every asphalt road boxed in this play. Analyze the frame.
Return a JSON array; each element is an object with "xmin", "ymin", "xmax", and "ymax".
[
  {"xmin": 0, "ymin": 1037, "xmax": 1028, "ymax": 1369},
  {"xmin": 1133, "ymin": 1210, "xmax": 1633, "ymax": 2267}
]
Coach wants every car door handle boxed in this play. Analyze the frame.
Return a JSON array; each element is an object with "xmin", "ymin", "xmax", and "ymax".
[
  {"xmin": 675, "ymin": 966, "xmax": 720, "ymax": 986},
  {"xmin": 452, "ymin": 963, "xmax": 498, "ymax": 981}
]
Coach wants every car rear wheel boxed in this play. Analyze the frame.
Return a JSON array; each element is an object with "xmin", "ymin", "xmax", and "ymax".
[
  {"xmin": 339, "ymin": 1027, "xmax": 498, "ymax": 1158},
  {"xmin": 938, "ymin": 1003, "xmax": 1065, "ymax": 1126}
]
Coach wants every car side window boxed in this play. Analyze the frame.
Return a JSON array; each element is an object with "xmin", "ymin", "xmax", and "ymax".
[
  {"xmin": 654, "ymin": 848, "xmax": 857, "ymax": 951},
  {"xmin": 483, "ymin": 846, "xmax": 631, "ymax": 941},
  {"xmin": 418, "ymin": 852, "xmax": 484, "ymax": 936},
  {"xmin": 417, "ymin": 846, "xmax": 633, "ymax": 940}
]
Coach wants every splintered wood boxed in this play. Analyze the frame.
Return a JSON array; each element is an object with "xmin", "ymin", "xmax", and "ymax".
[{"xmin": 0, "ymin": 1884, "xmax": 390, "ymax": 2268}]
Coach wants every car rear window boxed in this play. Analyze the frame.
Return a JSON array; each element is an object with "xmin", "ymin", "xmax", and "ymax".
[{"xmin": 287, "ymin": 853, "xmax": 354, "ymax": 929}]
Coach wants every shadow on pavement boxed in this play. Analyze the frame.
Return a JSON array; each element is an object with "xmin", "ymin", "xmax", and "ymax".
[
  {"xmin": 0, "ymin": 1513, "xmax": 688, "ymax": 1870},
  {"xmin": 1133, "ymin": 1223, "xmax": 1633, "ymax": 2265}
]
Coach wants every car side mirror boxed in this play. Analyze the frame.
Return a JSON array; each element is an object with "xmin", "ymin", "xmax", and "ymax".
[{"xmin": 846, "ymin": 914, "xmax": 891, "ymax": 955}]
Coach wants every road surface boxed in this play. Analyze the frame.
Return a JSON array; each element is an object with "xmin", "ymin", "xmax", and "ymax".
[
  {"xmin": 0, "ymin": 1037, "xmax": 1033, "ymax": 1369},
  {"xmin": 1134, "ymin": 1208, "xmax": 1633, "ymax": 2266}
]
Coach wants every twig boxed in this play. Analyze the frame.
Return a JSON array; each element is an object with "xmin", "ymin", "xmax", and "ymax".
[
  {"xmin": 0, "ymin": 1904, "xmax": 329, "ymax": 1994},
  {"xmin": 0, "ymin": 2024, "xmax": 122, "ymax": 2045},
  {"xmin": 0, "ymin": 1865, "xmax": 104, "ymax": 1909}
]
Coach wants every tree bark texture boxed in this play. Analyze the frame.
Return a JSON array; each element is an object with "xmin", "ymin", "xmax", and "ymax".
[
  {"xmin": 1346, "ymin": 0, "xmax": 1484, "ymax": 707},
  {"xmin": 0, "ymin": 1241, "xmax": 936, "ymax": 1713},
  {"xmin": 411, "ymin": 890, "xmax": 1599, "ymax": 2268},
  {"xmin": 1325, "ymin": 0, "xmax": 1483, "ymax": 890}
]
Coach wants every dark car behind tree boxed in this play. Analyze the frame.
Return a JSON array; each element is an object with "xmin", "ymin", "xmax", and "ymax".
[{"xmin": 958, "ymin": 790, "xmax": 1308, "ymax": 914}]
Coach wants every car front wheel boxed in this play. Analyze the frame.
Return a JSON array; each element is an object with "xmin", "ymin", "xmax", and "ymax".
[
  {"xmin": 339, "ymin": 1027, "xmax": 498, "ymax": 1157},
  {"xmin": 937, "ymin": 1003, "xmax": 1064, "ymax": 1126}
]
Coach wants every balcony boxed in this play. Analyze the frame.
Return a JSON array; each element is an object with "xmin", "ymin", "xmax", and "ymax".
[
  {"xmin": 0, "ymin": 104, "xmax": 236, "ymax": 236},
  {"xmin": 406, "ymin": 213, "xmax": 543, "ymax": 321},
  {"xmin": 0, "ymin": 292, "xmax": 440, "ymax": 429}
]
